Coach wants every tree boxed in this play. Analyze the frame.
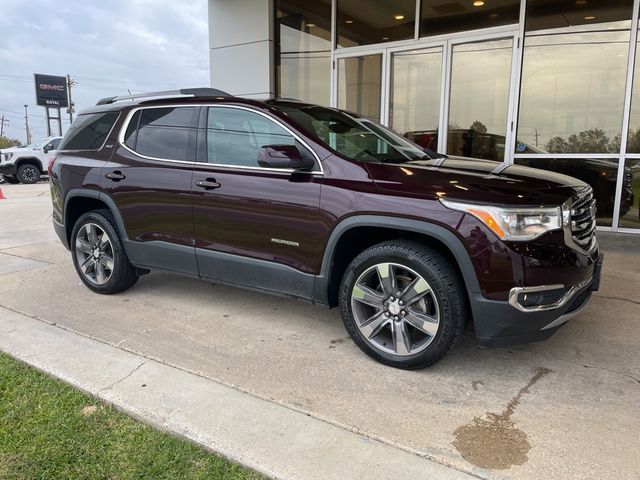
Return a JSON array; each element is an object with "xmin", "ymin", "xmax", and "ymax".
[
  {"xmin": 0, "ymin": 136, "xmax": 21, "ymax": 149},
  {"xmin": 470, "ymin": 120, "xmax": 487, "ymax": 134},
  {"xmin": 545, "ymin": 128, "xmax": 615, "ymax": 153}
]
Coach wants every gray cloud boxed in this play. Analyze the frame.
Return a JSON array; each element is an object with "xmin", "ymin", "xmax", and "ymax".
[{"xmin": 0, "ymin": 0, "xmax": 209, "ymax": 142}]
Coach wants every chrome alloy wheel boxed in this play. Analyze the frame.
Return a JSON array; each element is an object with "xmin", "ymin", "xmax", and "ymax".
[
  {"xmin": 74, "ymin": 223, "xmax": 115, "ymax": 285},
  {"xmin": 350, "ymin": 262, "xmax": 440, "ymax": 356},
  {"xmin": 21, "ymin": 166, "xmax": 39, "ymax": 183}
]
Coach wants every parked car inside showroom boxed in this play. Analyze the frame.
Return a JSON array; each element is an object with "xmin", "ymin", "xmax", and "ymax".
[{"xmin": 0, "ymin": 136, "xmax": 62, "ymax": 184}]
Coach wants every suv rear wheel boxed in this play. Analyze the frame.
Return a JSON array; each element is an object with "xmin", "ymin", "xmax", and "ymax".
[
  {"xmin": 340, "ymin": 240, "xmax": 468, "ymax": 369},
  {"xmin": 71, "ymin": 211, "xmax": 138, "ymax": 294},
  {"xmin": 16, "ymin": 164, "xmax": 41, "ymax": 184}
]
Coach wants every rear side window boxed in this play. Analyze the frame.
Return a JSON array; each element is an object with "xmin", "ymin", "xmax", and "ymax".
[
  {"xmin": 59, "ymin": 112, "xmax": 119, "ymax": 151},
  {"xmin": 125, "ymin": 107, "xmax": 195, "ymax": 161}
]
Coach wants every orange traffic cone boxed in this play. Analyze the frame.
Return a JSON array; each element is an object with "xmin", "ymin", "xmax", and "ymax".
[{"xmin": 0, "ymin": 187, "xmax": 5, "ymax": 200}]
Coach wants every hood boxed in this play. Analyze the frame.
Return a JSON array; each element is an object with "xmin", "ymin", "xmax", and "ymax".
[
  {"xmin": 365, "ymin": 156, "xmax": 588, "ymax": 207},
  {"xmin": 1, "ymin": 146, "xmax": 29, "ymax": 154}
]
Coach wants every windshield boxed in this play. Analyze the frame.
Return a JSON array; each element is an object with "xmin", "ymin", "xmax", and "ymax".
[
  {"xmin": 25, "ymin": 138, "xmax": 52, "ymax": 149},
  {"xmin": 272, "ymin": 104, "xmax": 441, "ymax": 163}
]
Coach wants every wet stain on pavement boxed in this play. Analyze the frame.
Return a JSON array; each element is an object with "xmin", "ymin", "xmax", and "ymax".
[
  {"xmin": 471, "ymin": 380, "xmax": 483, "ymax": 391},
  {"xmin": 453, "ymin": 367, "xmax": 552, "ymax": 470}
]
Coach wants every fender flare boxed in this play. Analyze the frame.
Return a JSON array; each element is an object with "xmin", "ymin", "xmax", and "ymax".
[
  {"xmin": 63, "ymin": 188, "xmax": 130, "ymax": 242},
  {"xmin": 15, "ymin": 157, "xmax": 44, "ymax": 173},
  {"xmin": 313, "ymin": 215, "xmax": 481, "ymax": 304}
]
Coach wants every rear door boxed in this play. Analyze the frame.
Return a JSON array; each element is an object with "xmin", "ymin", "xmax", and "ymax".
[
  {"xmin": 191, "ymin": 105, "xmax": 324, "ymax": 298},
  {"xmin": 102, "ymin": 105, "xmax": 198, "ymax": 274}
]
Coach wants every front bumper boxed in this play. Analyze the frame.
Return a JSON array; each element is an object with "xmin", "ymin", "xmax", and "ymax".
[
  {"xmin": 0, "ymin": 163, "xmax": 16, "ymax": 176},
  {"xmin": 474, "ymin": 253, "xmax": 603, "ymax": 348}
]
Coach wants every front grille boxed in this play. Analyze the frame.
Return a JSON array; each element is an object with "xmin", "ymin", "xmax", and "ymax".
[{"xmin": 570, "ymin": 189, "xmax": 596, "ymax": 249}]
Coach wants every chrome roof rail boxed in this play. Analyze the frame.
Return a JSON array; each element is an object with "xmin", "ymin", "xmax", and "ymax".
[{"xmin": 96, "ymin": 88, "xmax": 233, "ymax": 106}]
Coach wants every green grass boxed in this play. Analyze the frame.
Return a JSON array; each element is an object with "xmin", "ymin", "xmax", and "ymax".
[{"xmin": 0, "ymin": 352, "xmax": 263, "ymax": 480}]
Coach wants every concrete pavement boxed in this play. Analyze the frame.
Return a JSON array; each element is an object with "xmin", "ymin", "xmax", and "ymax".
[{"xmin": 0, "ymin": 183, "xmax": 639, "ymax": 479}]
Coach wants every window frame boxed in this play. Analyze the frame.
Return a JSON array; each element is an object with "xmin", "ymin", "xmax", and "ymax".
[
  {"xmin": 117, "ymin": 105, "xmax": 199, "ymax": 164},
  {"xmin": 202, "ymin": 104, "xmax": 324, "ymax": 174}
]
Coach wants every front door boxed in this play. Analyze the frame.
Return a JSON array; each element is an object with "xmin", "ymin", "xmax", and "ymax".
[{"xmin": 192, "ymin": 105, "xmax": 323, "ymax": 299}]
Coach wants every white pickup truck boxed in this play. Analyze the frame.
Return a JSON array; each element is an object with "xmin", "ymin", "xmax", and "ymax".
[{"xmin": 0, "ymin": 136, "xmax": 62, "ymax": 184}]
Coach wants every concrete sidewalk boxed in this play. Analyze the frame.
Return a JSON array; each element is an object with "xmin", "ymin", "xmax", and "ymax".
[
  {"xmin": 1, "ymin": 183, "xmax": 639, "ymax": 480},
  {"xmin": 0, "ymin": 306, "xmax": 474, "ymax": 480}
]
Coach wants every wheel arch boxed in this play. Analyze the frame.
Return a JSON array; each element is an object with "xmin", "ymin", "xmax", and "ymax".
[
  {"xmin": 314, "ymin": 216, "xmax": 482, "ymax": 310},
  {"xmin": 15, "ymin": 157, "xmax": 44, "ymax": 173},
  {"xmin": 64, "ymin": 189, "xmax": 129, "ymax": 247}
]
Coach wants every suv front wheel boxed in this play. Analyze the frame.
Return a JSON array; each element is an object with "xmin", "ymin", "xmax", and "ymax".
[
  {"xmin": 340, "ymin": 240, "xmax": 468, "ymax": 369},
  {"xmin": 16, "ymin": 164, "xmax": 41, "ymax": 184},
  {"xmin": 71, "ymin": 211, "xmax": 138, "ymax": 294}
]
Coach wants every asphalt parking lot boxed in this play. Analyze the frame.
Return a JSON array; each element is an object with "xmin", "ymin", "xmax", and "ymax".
[{"xmin": 1, "ymin": 183, "xmax": 639, "ymax": 480}]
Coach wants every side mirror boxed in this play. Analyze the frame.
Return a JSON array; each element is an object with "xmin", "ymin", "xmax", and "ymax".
[
  {"xmin": 43, "ymin": 143, "xmax": 54, "ymax": 153},
  {"xmin": 257, "ymin": 144, "xmax": 314, "ymax": 170}
]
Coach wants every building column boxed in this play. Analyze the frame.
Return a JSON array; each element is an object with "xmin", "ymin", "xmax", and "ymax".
[{"xmin": 208, "ymin": 0, "xmax": 275, "ymax": 99}]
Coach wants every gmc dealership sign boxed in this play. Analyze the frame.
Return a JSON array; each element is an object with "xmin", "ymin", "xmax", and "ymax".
[{"xmin": 34, "ymin": 73, "xmax": 69, "ymax": 107}]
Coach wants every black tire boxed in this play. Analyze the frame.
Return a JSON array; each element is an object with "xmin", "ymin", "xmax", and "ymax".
[
  {"xmin": 340, "ymin": 240, "xmax": 468, "ymax": 369},
  {"xmin": 71, "ymin": 210, "xmax": 139, "ymax": 294},
  {"xmin": 16, "ymin": 164, "xmax": 41, "ymax": 184}
]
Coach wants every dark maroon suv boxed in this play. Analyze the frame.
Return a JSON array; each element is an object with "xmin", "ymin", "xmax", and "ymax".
[{"xmin": 50, "ymin": 88, "xmax": 603, "ymax": 369}]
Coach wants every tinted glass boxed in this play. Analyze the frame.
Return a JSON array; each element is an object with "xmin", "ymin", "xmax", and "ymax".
[
  {"xmin": 337, "ymin": 0, "xmax": 415, "ymax": 47},
  {"xmin": 517, "ymin": 0, "xmax": 633, "ymax": 154},
  {"xmin": 206, "ymin": 107, "xmax": 295, "ymax": 167},
  {"xmin": 50, "ymin": 138, "xmax": 62, "ymax": 149},
  {"xmin": 447, "ymin": 39, "xmax": 512, "ymax": 161},
  {"xmin": 134, "ymin": 107, "xmax": 194, "ymax": 161},
  {"xmin": 618, "ymin": 159, "xmax": 640, "ymax": 229},
  {"xmin": 276, "ymin": 0, "xmax": 331, "ymax": 105},
  {"xmin": 390, "ymin": 47, "xmax": 442, "ymax": 150},
  {"xmin": 273, "ymin": 104, "xmax": 431, "ymax": 163},
  {"xmin": 420, "ymin": 0, "xmax": 519, "ymax": 37},
  {"xmin": 515, "ymin": 157, "xmax": 618, "ymax": 226},
  {"xmin": 338, "ymin": 54, "xmax": 382, "ymax": 121},
  {"xmin": 59, "ymin": 112, "xmax": 119, "ymax": 151}
]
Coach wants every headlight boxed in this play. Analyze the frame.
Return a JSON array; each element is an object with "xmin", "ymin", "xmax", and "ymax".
[{"xmin": 441, "ymin": 199, "xmax": 562, "ymax": 241}]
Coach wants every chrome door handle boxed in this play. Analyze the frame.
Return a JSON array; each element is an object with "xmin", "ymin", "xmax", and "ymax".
[
  {"xmin": 106, "ymin": 171, "xmax": 126, "ymax": 181},
  {"xmin": 195, "ymin": 179, "xmax": 221, "ymax": 190}
]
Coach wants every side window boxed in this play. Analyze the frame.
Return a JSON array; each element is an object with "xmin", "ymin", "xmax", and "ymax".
[
  {"xmin": 206, "ymin": 107, "xmax": 297, "ymax": 167},
  {"xmin": 51, "ymin": 138, "xmax": 62, "ymax": 149},
  {"xmin": 59, "ymin": 112, "xmax": 119, "ymax": 151},
  {"xmin": 129, "ymin": 107, "xmax": 195, "ymax": 161}
]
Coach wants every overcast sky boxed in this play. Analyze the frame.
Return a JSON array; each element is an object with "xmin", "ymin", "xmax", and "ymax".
[{"xmin": 0, "ymin": 0, "xmax": 209, "ymax": 143}]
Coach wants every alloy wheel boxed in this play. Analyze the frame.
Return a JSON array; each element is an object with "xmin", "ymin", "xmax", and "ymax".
[
  {"xmin": 350, "ymin": 262, "xmax": 440, "ymax": 356},
  {"xmin": 21, "ymin": 166, "xmax": 39, "ymax": 183},
  {"xmin": 74, "ymin": 223, "xmax": 115, "ymax": 285}
]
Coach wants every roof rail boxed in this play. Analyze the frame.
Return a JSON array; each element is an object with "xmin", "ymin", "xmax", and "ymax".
[{"xmin": 96, "ymin": 87, "xmax": 233, "ymax": 106}]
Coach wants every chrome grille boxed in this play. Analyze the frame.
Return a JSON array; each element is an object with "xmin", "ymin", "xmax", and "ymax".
[{"xmin": 570, "ymin": 189, "xmax": 596, "ymax": 249}]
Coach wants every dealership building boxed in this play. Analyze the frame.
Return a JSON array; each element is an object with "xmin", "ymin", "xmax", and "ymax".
[{"xmin": 208, "ymin": 0, "xmax": 640, "ymax": 234}]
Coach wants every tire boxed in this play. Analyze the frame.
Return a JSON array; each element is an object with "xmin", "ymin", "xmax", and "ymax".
[
  {"xmin": 16, "ymin": 164, "xmax": 41, "ymax": 184},
  {"xmin": 340, "ymin": 240, "xmax": 468, "ymax": 369},
  {"xmin": 71, "ymin": 210, "xmax": 139, "ymax": 294}
]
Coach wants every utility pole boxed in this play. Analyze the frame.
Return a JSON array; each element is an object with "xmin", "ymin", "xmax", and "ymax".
[
  {"xmin": 24, "ymin": 105, "xmax": 32, "ymax": 145},
  {"xmin": 0, "ymin": 116, "xmax": 8, "ymax": 138},
  {"xmin": 534, "ymin": 128, "xmax": 541, "ymax": 148},
  {"xmin": 66, "ymin": 74, "xmax": 76, "ymax": 123}
]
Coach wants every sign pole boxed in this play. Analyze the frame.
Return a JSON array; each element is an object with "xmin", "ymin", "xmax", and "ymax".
[
  {"xmin": 57, "ymin": 108, "xmax": 62, "ymax": 136},
  {"xmin": 45, "ymin": 107, "xmax": 51, "ymax": 137}
]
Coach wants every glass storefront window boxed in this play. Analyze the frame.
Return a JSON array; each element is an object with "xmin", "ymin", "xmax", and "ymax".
[
  {"xmin": 390, "ymin": 48, "xmax": 443, "ymax": 150},
  {"xmin": 447, "ymin": 39, "xmax": 513, "ymax": 161},
  {"xmin": 515, "ymin": 158, "xmax": 619, "ymax": 226},
  {"xmin": 337, "ymin": 54, "xmax": 383, "ymax": 120},
  {"xmin": 276, "ymin": 0, "xmax": 332, "ymax": 105},
  {"xmin": 618, "ymin": 159, "xmax": 640, "ymax": 229},
  {"xmin": 337, "ymin": 0, "xmax": 415, "ymax": 48},
  {"xmin": 517, "ymin": 0, "xmax": 633, "ymax": 154},
  {"xmin": 420, "ymin": 0, "xmax": 520, "ymax": 38},
  {"xmin": 627, "ymin": 18, "xmax": 640, "ymax": 153}
]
